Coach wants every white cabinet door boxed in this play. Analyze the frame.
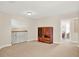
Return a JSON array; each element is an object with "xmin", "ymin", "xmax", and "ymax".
[
  {"xmin": 12, "ymin": 32, "xmax": 27, "ymax": 44},
  {"xmin": 11, "ymin": 32, "xmax": 17, "ymax": 44}
]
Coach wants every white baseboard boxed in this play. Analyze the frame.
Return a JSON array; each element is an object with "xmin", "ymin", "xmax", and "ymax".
[
  {"xmin": 0, "ymin": 44, "xmax": 12, "ymax": 49},
  {"xmin": 26, "ymin": 39, "xmax": 36, "ymax": 42},
  {"xmin": 54, "ymin": 42, "xmax": 62, "ymax": 44},
  {"xmin": 26, "ymin": 40, "xmax": 32, "ymax": 41}
]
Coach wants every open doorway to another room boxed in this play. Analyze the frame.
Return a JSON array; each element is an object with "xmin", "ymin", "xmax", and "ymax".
[{"xmin": 61, "ymin": 20, "xmax": 71, "ymax": 42}]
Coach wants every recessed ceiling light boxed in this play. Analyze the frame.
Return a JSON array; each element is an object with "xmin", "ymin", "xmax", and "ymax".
[
  {"xmin": 27, "ymin": 12, "xmax": 32, "ymax": 16},
  {"xmin": 23, "ymin": 11, "xmax": 32, "ymax": 16}
]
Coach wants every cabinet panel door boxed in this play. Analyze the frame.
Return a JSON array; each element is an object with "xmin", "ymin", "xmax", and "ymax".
[{"xmin": 12, "ymin": 32, "xmax": 27, "ymax": 44}]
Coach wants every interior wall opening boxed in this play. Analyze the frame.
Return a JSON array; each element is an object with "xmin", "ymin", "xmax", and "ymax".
[{"xmin": 61, "ymin": 20, "xmax": 71, "ymax": 42}]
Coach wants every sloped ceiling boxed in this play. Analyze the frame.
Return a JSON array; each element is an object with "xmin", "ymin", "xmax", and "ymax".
[{"xmin": 0, "ymin": 1, "xmax": 79, "ymax": 19}]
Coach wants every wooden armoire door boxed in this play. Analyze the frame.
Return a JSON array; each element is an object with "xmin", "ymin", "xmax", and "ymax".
[{"xmin": 38, "ymin": 27, "xmax": 53, "ymax": 44}]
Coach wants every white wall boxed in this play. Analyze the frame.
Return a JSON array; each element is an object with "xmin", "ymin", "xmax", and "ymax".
[
  {"xmin": 10, "ymin": 16, "xmax": 37, "ymax": 41},
  {"xmin": 0, "ymin": 12, "xmax": 79, "ymax": 49},
  {"xmin": 27, "ymin": 19, "xmax": 37, "ymax": 41},
  {"xmin": 0, "ymin": 14, "xmax": 34, "ymax": 49},
  {"xmin": 11, "ymin": 16, "xmax": 30, "ymax": 29},
  {"xmin": 33, "ymin": 17, "xmax": 61, "ymax": 43},
  {"xmin": 26, "ymin": 16, "xmax": 79, "ymax": 43},
  {"xmin": 10, "ymin": 16, "xmax": 61, "ymax": 43},
  {"xmin": 9, "ymin": 15, "xmax": 79, "ymax": 43},
  {"xmin": 0, "ymin": 14, "xmax": 11, "ymax": 49},
  {"xmin": 11, "ymin": 16, "xmax": 32, "ymax": 41}
]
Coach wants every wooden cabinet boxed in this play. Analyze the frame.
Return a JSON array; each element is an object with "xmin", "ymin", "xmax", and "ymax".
[{"xmin": 38, "ymin": 27, "xmax": 53, "ymax": 44}]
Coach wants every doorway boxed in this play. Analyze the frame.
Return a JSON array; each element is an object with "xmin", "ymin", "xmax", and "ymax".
[{"xmin": 61, "ymin": 20, "xmax": 71, "ymax": 42}]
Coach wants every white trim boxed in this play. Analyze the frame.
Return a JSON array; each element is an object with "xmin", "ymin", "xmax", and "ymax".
[
  {"xmin": 54, "ymin": 42, "xmax": 62, "ymax": 44},
  {"xmin": 26, "ymin": 39, "xmax": 36, "ymax": 42},
  {"xmin": 26, "ymin": 39, "xmax": 33, "ymax": 42},
  {"xmin": 0, "ymin": 44, "xmax": 12, "ymax": 49}
]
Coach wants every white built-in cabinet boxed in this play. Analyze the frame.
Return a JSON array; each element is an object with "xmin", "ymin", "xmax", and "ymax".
[{"xmin": 11, "ymin": 30, "xmax": 27, "ymax": 44}]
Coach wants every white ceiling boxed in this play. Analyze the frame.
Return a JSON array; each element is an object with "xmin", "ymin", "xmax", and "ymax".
[{"xmin": 0, "ymin": 1, "xmax": 79, "ymax": 19}]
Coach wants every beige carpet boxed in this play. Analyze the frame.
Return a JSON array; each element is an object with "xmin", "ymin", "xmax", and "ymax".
[{"xmin": 0, "ymin": 41, "xmax": 79, "ymax": 57}]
